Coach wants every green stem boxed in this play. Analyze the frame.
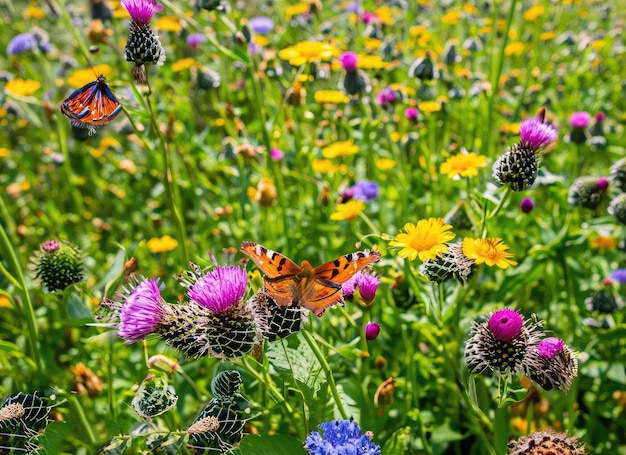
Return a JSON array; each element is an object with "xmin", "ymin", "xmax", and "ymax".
[
  {"xmin": 143, "ymin": 77, "xmax": 190, "ymax": 265},
  {"xmin": 0, "ymin": 214, "xmax": 43, "ymax": 375},
  {"xmin": 68, "ymin": 395, "xmax": 97, "ymax": 446},
  {"xmin": 301, "ymin": 329, "xmax": 349, "ymax": 420},
  {"xmin": 484, "ymin": 0, "xmax": 519, "ymax": 157},
  {"xmin": 488, "ymin": 186, "xmax": 512, "ymax": 221}
]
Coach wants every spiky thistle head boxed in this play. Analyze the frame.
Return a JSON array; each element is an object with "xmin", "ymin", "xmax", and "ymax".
[{"xmin": 31, "ymin": 239, "xmax": 84, "ymax": 292}]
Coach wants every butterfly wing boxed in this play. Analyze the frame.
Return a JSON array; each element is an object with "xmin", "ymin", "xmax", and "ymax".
[
  {"xmin": 312, "ymin": 250, "xmax": 381, "ymax": 283},
  {"xmin": 298, "ymin": 250, "xmax": 381, "ymax": 316},
  {"xmin": 60, "ymin": 76, "xmax": 121, "ymax": 134},
  {"xmin": 241, "ymin": 242, "xmax": 302, "ymax": 306}
]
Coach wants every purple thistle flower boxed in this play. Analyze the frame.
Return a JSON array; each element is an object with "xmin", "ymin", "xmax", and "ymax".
[
  {"xmin": 121, "ymin": 0, "xmax": 157, "ymax": 24},
  {"xmin": 339, "ymin": 51, "xmax": 358, "ymax": 71},
  {"xmin": 610, "ymin": 269, "xmax": 626, "ymax": 284},
  {"xmin": 42, "ymin": 239, "xmax": 60, "ymax": 253},
  {"xmin": 248, "ymin": 16, "xmax": 274, "ymax": 35},
  {"xmin": 568, "ymin": 111, "xmax": 591, "ymax": 129},
  {"xmin": 117, "ymin": 277, "xmax": 165, "ymax": 344},
  {"xmin": 350, "ymin": 180, "xmax": 380, "ymax": 202},
  {"xmin": 520, "ymin": 197, "xmax": 535, "ymax": 214},
  {"xmin": 596, "ymin": 177, "xmax": 610, "ymax": 190},
  {"xmin": 488, "ymin": 308, "xmax": 523, "ymax": 342},
  {"xmin": 188, "ymin": 266, "xmax": 247, "ymax": 313},
  {"xmin": 537, "ymin": 337, "xmax": 564, "ymax": 358},
  {"xmin": 519, "ymin": 115, "xmax": 558, "ymax": 152},
  {"xmin": 405, "ymin": 106, "xmax": 419, "ymax": 122},
  {"xmin": 187, "ymin": 33, "xmax": 206, "ymax": 49},
  {"xmin": 270, "ymin": 147, "xmax": 284, "ymax": 161},
  {"xmin": 6, "ymin": 33, "xmax": 37, "ymax": 55},
  {"xmin": 342, "ymin": 271, "xmax": 380, "ymax": 305},
  {"xmin": 365, "ymin": 322, "xmax": 381, "ymax": 341}
]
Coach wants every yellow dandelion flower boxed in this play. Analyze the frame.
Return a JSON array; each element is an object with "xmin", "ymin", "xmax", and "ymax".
[
  {"xmin": 172, "ymin": 58, "xmax": 196, "ymax": 72},
  {"xmin": 68, "ymin": 65, "xmax": 114, "ymax": 88},
  {"xmin": 462, "ymin": 238, "xmax": 517, "ymax": 269},
  {"xmin": 376, "ymin": 158, "xmax": 396, "ymax": 171},
  {"xmin": 390, "ymin": 218, "xmax": 455, "ymax": 261},
  {"xmin": 147, "ymin": 235, "xmax": 179, "ymax": 253},
  {"xmin": 278, "ymin": 41, "xmax": 336, "ymax": 66},
  {"xmin": 440, "ymin": 151, "xmax": 488, "ymax": 179},
  {"xmin": 463, "ymin": 3, "xmax": 479, "ymax": 14},
  {"xmin": 442, "ymin": 10, "xmax": 462, "ymax": 25},
  {"xmin": 0, "ymin": 294, "xmax": 12, "ymax": 308},
  {"xmin": 5, "ymin": 78, "xmax": 41, "ymax": 96},
  {"xmin": 24, "ymin": 5, "xmax": 46, "ymax": 19},
  {"xmin": 540, "ymin": 31, "xmax": 556, "ymax": 41},
  {"xmin": 357, "ymin": 54, "xmax": 390, "ymax": 70},
  {"xmin": 330, "ymin": 199, "xmax": 365, "ymax": 221},
  {"xmin": 373, "ymin": 6, "xmax": 394, "ymax": 25},
  {"xmin": 591, "ymin": 40, "xmax": 606, "ymax": 51},
  {"xmin": 285, "ymin": 3, "xmax": 308, "ymax": 19},
  {"xmin": 253, "ymin": 35, "xmax": 270, "ymax": 47},
  {"xmin": 364, "ymin": 38, "xmax": 382, "ymax": 51},
  {"xmin": 322, "ymin": 140, "xmax": 360, "ymax": 158},
  {"xmin": 504, "ymin": 41, "xmax": 525, "ymax": 56},
  {"xmin": 418, "ymin": 100, "xmax": 442, "ymax": 113},
  {"xmin": 314, "ymin": 90, "xmax": 349, "ymax": 104},
  {"xmin": 523, "ymin": 5, "xmax": 545, "ymax": 21},
  {"xmin": 0, "ymin": 148, "xmax": 9, "ymax": 158},
  {"xmin": 155, "ymin": 16, "xmax": 182, "ymax": 32},
  {"xmin": 312, "ymin": 159, "xmax": 337, "ymax": 174}
]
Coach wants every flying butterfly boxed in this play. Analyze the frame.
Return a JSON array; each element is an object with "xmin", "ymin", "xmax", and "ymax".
[
  {"xmin": 241, "ymin": 242, "xmax": 381, "ymax": 317},
  {"xmin": 60, "ymin": 75, "xmax": 122, "ymax": 135}
]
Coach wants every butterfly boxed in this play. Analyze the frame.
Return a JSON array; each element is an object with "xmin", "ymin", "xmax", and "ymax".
[
  {"xmin": 60, "ymin": 75, "xmax": 122, "ymax": 135},
  {"xmin": 241, "ymin": 242, "xmax": 381, "ymax": 317}
]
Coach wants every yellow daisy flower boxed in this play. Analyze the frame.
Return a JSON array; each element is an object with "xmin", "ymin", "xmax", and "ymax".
[
  {"xmin": 312, "ymin": 159, "xmax": 337, "ymax": 174},
  {"xmin": 523, "ymin": 5, "xmax": 545, "ymax": 21},
  {"xmin": 322, "ymin": 140, "xmax": 359, "ymax": 158},
  {"xmin": 278, "ymin": 41, "xmax": 336, "ymax": 66},
  {"xmin": 172, "ymin": 58, "xmax": 196, "ymax": 72},
  {"xmin": 5, "ymin": 78, "xmax": 41, "ymax": 96},
  {"xmin": 68, "ymin": 65, "xmax": 114, "ymax": 88},
  {"xmin": 155, "ymin": 16, "xmax": 182, "ymax": 33},
  {"xmin": 441, "ymin": 10, "xmax": 462, "ymax": 25},
  {"xmin": 285, "ymin": 3, "xmax": 308, "ymax": 19},
  {"xmin": 330, "ymin": 199, "xmax": 365, "ymax": 221},
  {"xmin": 505, "ymin": 42, "xmax": 525, "ymax": 56},
  {"xmin": 147, "ymin": 235, "xmax": 179, "ymax": 253},
  {"xmin": 314, "ymin": 90, "xmax": 349, "ymax": 104},
  {"xmin": 375, "ymin": 158, "xmax": 396, "ymax": 171},
  {"xmin": 390, "ymin": 218, "xmax": 455, "ymax": 261},
  {"xmin": 440, "ymin": 151, "xmax": 488, "ymax": 179},
  {"xmin": 462, "ymin": 238, "xmax": 517, "ymax": 269},
  {"xmin": 418, "ymin": 100, "xmax": 442, "ymax": 113}
]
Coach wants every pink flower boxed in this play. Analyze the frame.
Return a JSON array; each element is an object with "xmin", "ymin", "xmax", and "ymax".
[
  {"xmin": 339, "ymin": 51, "xmax": 358, "ymax": 71},
  {"xmin": 568, "ymin": 111, "xmax": 591, "ymax": 129},
  {"xmin": 488, "ymin": 308, "xmax": 523, "ymax": 342}
]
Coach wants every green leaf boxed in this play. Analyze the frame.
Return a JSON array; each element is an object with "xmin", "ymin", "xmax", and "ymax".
[
  {"xmin": 39, "ymin": 421, "xmax": 72, "ymax": 454},
  {"xmin": 238, "ymin": 435, "xmax": 308, "ymax": 455},
  {"xmin": 64, "ymin": 288, "xmax": 92, "ymax": 321}
]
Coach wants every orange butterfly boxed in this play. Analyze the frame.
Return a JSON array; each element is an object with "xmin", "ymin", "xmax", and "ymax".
[{"xmin": 241, "ymin": 242, "xmax": 381, "ymax": 317}]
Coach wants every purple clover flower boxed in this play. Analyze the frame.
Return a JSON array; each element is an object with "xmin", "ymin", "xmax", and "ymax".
[
  {"xmin": 365, "ymin": 322, "xmax": 381, "ymax": 341},
  {"xmin": 488, "ymin": 308, "xmax": 523, "ymax": 342},
  {"xmin": 537, "ymin": 337, "xmax": 564, "ymax": 358},
  {"xmin": 248, "ymin": 16, "xmax": 274, "ymax": 35},
  {"xmin": 188, "ymin": 266, "xmax": 247, "ymax": 313},
  {"xmin": 6, "ymin": 33, "xmax": 37, "ymax": 55},
  {"xmin": 339, "ymin": 51, "xmax": 358, "ymax": 71},
  {"xmin": 568, "ymin": 111, "xmax": 591, "ymax": 129},
  {"xmin": 596, "ymin": 177, "xmax": 610, "ymax": 190},
  {"xmin": 305, "ymin": 419, "xmax": 381, "ymax": 455},
  {"xmin": 519, "ymin": 115, "xmax": 558, "ymax": 152},
  {"xmin": 121, "ymin": 0, "xmax": 157, "ymax": 24},
  {"xmin": 187, "ymin": 33, "xmax": 206, "ymax": 49},
  {"xmin": 520, "ymin": 197, "xmax": 535, "ymax": 213},
  {"xmin": 42, "ymin": 239, "xmax": 60, "ymax": 253},
  {"xmin": 118, "ymin": 277, "xmax": 165, "ymax": 344}
]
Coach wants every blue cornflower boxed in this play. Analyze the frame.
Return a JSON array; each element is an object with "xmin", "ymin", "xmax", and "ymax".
[
  {"xmin": 610, "ymin": 269, "xmax": 626, "ymax": 284},
  {"xmin": 7, "ymin": 33, "xmax": 37, "ymax": 55},
  {"xmin": 304, "ymin": 419, "xmax": 381, "ymax": 455},
  {"xmin": 350, "ymin": 181, "xmax": 380, "ymax": 202}
]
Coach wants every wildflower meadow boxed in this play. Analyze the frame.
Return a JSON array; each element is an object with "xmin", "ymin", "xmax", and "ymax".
[{"xmin": 2, "ymin": 0, "xmax": 626, "ymax": 453}]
